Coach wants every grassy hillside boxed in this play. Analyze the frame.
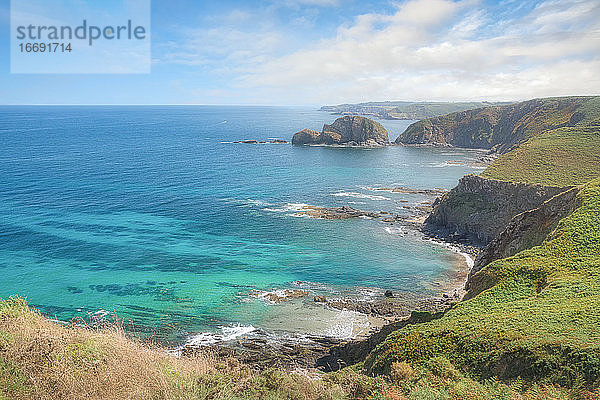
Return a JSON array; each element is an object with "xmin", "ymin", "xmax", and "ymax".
[
  {"xmin": 1, "ymin": 297, "xmax": 588, "ymax": 399},
  {"xmin": 481, "ymin": 125, "xmax": 600, "ymax": 186},
  {"xmin": 365, "ymin": 179, "xmax": 600, "ymax": 392},
  {"xmin": 395, "ymin": 96, "xmax": 600, "ymax": 152}
]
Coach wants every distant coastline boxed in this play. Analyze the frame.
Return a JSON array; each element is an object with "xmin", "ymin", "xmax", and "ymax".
[{"xmin": 320, "ymin": 100, "xmax": 512, "ymax": 120}]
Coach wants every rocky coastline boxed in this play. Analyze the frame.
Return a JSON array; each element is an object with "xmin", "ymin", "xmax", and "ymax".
[
  {"xmin": 179, "ymin": 182, "xmax": 480, "ymax": 372},
  {"xmin": 181, "ymin": 129, "xmax": 512, "ymax": 373},
  {"xmin": 179, "ymin": 284, "xmax": 467, "ymax": 372}
]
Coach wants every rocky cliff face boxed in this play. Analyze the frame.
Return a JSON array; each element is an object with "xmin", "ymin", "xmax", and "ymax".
[
  {"xmin": 469, "ymin": 187, "xmax": 579, "ymax": 279},
  {"xmin": 424, "ymin": 175, "xmax": 569, "ymax": 246},
  {"xmin": 292, "ymin": 116, "xmax": 389, "ymax": 146},
  {"xmin": 395, "ymin": 96, "xmax": 597, "ymax": 153}
]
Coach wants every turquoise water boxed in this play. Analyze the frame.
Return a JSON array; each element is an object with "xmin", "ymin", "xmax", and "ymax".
[{"xmin": 0, "ymin": 106, "xmax": 483, "ymax": 343}]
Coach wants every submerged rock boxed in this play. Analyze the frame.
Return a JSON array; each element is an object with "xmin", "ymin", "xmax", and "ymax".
[
  {"xmin": 232, "ymin": 139, "xmax": 289, "ymax": 144},
  {"xmin": 249, "ymin": 289, "xmax": 308, "ymax": 303},
  {"xmin": 292, "ymin": 116, "xmax": 389, "ymax": 146},
  {"xmin": 295, "ymin": 205, "xmax": 381, "ymax": 219}
]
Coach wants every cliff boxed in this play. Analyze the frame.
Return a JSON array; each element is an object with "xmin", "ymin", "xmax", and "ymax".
[
  {"xmin": 292, "ymin": 116, "xmax": 389, "ymax": 146},
  {"xmin": 423, "ymin": 175, "xmax": 569, "ymax": 245},
  {"xmin": 366, "ymin": 179, "xmax": 600, "ymax": 387},
  {"xmin": 395, "ymin": 96, "xmax": 600, "ymax": 153},
  {"xmin": 364, "ymin": 99, "xmax": 600, "ymax": 388},
  {"xmin": 468, "ymin": 187, "xmax": 580, "ymax": 281}
]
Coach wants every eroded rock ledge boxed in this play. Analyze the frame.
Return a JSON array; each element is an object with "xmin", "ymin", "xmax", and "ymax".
[
  {"xmin": 424, "ymin": 175, "xmax": 570, "ymax": 246},
  {"xmin": 421, "ymin": 174, "xmax": 582, "ymax": 299}
]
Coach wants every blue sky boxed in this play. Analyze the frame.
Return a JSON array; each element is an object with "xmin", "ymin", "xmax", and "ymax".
[{"xmin": 1, "ymin": 0, "xmax": 599, "ymax": 105}]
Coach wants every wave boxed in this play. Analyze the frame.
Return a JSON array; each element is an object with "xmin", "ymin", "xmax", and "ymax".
[
  {"xmin": 425, "ymin": 238, "xmax": 474, "ymax": 269},
  {"xmin": 360, "ymin": 185, "xmax": 402, "ymax": 192},
  {"xmin": 429, "ymin": 162, "xmax": 456, "ymax": 168},
  {"xmin": 330, "ymin": 191, "xmax": 389, "ymax": 200},
  {"xmin": 263, "ymin": 203, "xmax": 309, "ymax": 213},
  {"xmin": 384, "ymin": 226, "xmax": 406, "ymax": 235},
  {"xmin": 185, "ymin": 324, "xmax": 256, "ymax": 346},
  {"xmin": 219, "ymin": 198, "xmax": 274, "ymax": 207},
  {"xmin": 324, "ymin": 309, "xmax": 368, "ymax": 339}
]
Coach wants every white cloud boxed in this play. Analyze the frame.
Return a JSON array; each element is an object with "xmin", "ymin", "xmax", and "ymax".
[{"xmin": 231, "ymin": 0, "xmax": 600, "ymax": 104}]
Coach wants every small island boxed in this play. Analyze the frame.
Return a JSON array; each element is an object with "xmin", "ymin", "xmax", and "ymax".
[{"xmin": 292, "ymin": 115, "xmax": 389, "ymax": 147}]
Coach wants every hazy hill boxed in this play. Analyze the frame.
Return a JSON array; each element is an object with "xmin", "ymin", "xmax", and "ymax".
[{"xmin": 320, "ymin": 101, "xmax": 510, "ymax": 120}]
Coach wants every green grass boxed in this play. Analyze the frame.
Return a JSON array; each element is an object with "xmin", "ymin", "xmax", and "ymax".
[
  {"xmin": 0, "ymin": 358, "xmax": 32, "ymax": 398},
  {"xmin": 481, "ymin": 126, "xmax": 600, "ymax": 186},
  {"xmin": 365, "ymin": 179, "xmax": 600, "ymax": 389}
]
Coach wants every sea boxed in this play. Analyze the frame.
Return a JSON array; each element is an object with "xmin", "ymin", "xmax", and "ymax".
[{"xmin": 0, "ymin": 106, "xmax": 484, "ymax": 345}]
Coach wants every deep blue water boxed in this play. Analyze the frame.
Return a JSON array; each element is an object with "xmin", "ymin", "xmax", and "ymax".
[{"xmin": 0, "ymin": 106, "xmax": 483, "ymax": 343}]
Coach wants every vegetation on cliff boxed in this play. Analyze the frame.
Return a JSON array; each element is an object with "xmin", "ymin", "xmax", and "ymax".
[
  {"xmin": 481, "ymin": 125, "xmax": 600, "ymax": 186},
  {"xmin": 366, "ymin": 179, "xmax": 600, "ymax": 392},
  {"xmin": 0, "ymin": 297, "xmax": 587, "ymax": 399},
  {"xmin": 0, "ymin": 297, "xmax": 391, "ymax": 400},
  {"xmin": 395, "ymin": 96, "xmax": 600, "ymax": 153}
]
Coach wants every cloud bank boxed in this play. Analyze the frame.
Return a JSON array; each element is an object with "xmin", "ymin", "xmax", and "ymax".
[{"xmin": 162, "ymin": 0, "xmax": 600, "ymax": 104}]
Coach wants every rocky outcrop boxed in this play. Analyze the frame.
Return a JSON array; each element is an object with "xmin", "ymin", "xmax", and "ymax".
[
  {"xmin": 291, "ymin": 129, "xmax": 321, "ymax": 145},
  {"xmin": 424, "ymin": 175, "xmax": 569, "ymax": 246},
  {"xmin": 249, "ymin": 289, "xmax": 309, "ymax": 304},
  {"xmin": 395, "ymin": 96, "xmax": 598, "ymax": 153},
  {"xmin": 466, "ymin": 187, "xmax": 580, "ymax": 290},
  {"xmin": 292, "ymin": 116, "xmax": 389, "ymax": 146}
]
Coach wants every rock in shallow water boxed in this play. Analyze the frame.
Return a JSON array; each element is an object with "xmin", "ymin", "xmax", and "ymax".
[{"xmin": 295, "ymin": 205, "xmax": 380, "ymax": 219}]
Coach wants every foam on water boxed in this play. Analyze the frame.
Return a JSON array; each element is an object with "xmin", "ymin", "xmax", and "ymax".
[
  {"xmin": 331, "ymin": 191, "xmax": 389, "ymax": 200},
  {"xmin": 186, "ymin": 324, "xmax": 257, "ymax": 346},
  {"xmin": 425, "ymin": 238, "xmax": 475, "ymax": 268},
  {"xmin": 324, "ymin": 309, "xmax": 368, "ymax": 339},
  {"xmin": 384, "ymin": 226, "xmax": 406, "ymax": 235},
  {"xmin": 263, "ymin": 203, "xmax": 310, "ymax": 212}
]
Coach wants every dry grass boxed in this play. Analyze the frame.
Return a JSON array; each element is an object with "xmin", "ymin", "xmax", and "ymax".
[
  {"xmin": 0, "ymin": 296, "xmax": 216, "ymax": 399},
  {"xmin": 0, "ymin": 296, "xmax": 390, "ymax": 400},
  {"xmin": 390, "ymin": 362, "xmax": 415, "ymax": 383}
]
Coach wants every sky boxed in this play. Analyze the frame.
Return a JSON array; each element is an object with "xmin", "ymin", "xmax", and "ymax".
[{"xmin": 1, "ymin": 0, "xmax": 599, "ymax": 105}]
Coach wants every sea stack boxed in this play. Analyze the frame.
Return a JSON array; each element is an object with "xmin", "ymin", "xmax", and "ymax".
[{"xmin": 292, "ymin": 115, "xmax": 389, "ymax": 146}]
